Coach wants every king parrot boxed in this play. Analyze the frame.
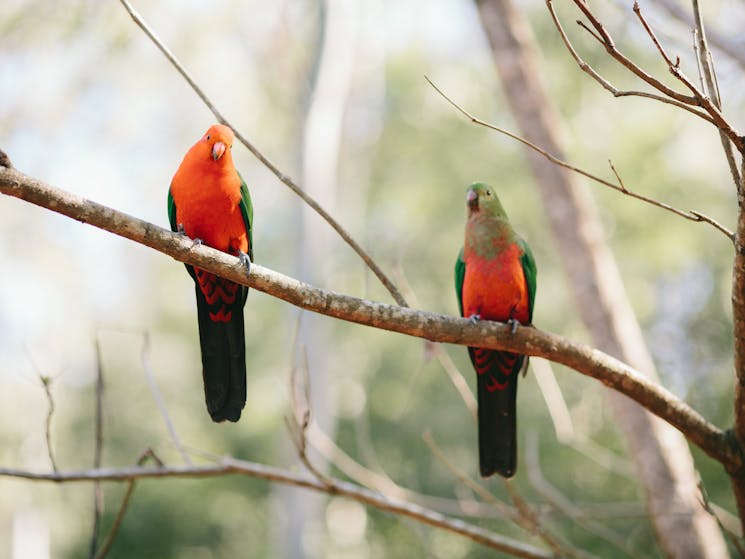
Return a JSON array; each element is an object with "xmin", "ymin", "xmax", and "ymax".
[
  {"xmin": 168, "ymin": 124, "xmax": 254, "ymax": 423},
  {"xmin": 455, "ymin": 182, "xmax": 536, "ymax": 478}
]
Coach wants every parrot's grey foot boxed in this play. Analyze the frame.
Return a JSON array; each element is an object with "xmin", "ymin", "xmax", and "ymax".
[
  {"xmin": 177, "ymin": 224, "xmax": 202, "ymax": 246},
  {"xmin": 237, "ymin": 250, "xmax": 252, "ymax": 274},
  {"xmin": 468, "ymin": 313, "xmax": 481, "ymax": 324},
  {"xmin": 507, "ymin": 318, "xmax": 520, "ymax": 334}
]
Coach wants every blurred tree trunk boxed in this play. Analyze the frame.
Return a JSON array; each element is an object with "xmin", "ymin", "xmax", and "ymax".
[
  {"xmin": 474, "ymin": 0, "xmax": 727, "ymax": 557},
  {"xmin": 275, "ymin": 1, "xmax": 359, "ymax": 557}
]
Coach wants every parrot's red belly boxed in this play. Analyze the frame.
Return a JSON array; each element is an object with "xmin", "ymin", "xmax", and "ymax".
[
  {"xmin": 171, "ymin": 169, "xmax": 248, "ymax": 256},
  {"xmin": 462, "ymin": 244, "xmax": 530, "ymax": 324}
]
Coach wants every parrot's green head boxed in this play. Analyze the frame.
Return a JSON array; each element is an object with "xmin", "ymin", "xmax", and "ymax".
[{"xmin": 465, "ymin": 182, "xmax": 508, "ymax": 220}]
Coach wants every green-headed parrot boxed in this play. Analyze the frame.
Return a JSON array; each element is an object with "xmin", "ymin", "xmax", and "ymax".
[
  {"xmin": 168, "ymin": 124, "xmax": 254, "ymax": 422},
  {"xmin": 455, "ymin": 182, "xmax": 536, "ymax": 478}
]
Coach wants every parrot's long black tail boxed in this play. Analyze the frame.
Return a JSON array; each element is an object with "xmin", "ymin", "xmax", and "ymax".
[
  {"xmin": 469, "ymin": 347, "xmax": 524, "ymax": 478},
  {"xmin": 193, "ymin": 269, "xmax": 247, "ymax": 422}
]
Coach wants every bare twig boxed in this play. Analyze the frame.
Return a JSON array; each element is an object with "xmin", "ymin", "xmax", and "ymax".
[
  {"xmin": 422, "ymin": 432, "xmax": 585, "ymax": 559},
  {"xmin": 286, "ymin": 343, "xmax": 332, "ymax": 486},
  {"xmin": 426, "ymin": 76, "xmax": 734, "ymax": 241},
  {"xmin": 531, "ymin": 359, "xmax": 574, "ymax": 443},
  {"xmin": 25, "ymin": 348, "xmax": 59, "ymax": 472},
  {"xmin": 140, "ymin": 332, "xmax": 191, "ymax": 466},
  {"xmin": 691, "ymin": 0, "xmax": 742, "ymax": 190},
  {"xmin": 89, "ymin": 338, "xmax": 105, "ymax": 559},
  {"xmin": 117, "ymin": 0, "xmax": 408, "ymax": 308},
  {"xmin": 0, "ymin": 164, "xmax": 738, "ymax": 473},
  {"xmin": 0, "ymin": 460, "xmax": 554, "ymax": 558},
  {"xmin": 549, "ymin": 0, "xmax": 744, "ymax": 152},
  {"xmin": 633, "ymin": 1, "xmax": 679, "ymax": 68},
  {"xmin": 653, "ymin": 0, "xmax": 745, "ymax": 72},
  {"xmin": 547, "ymin": 0, "xmax": 716, "ymax": 125},
  {"xmin": 308, "ymin": 421, "xmax": 504, "ymax": 518},
  {"xmin": 696, "ymin": 476, "xmax": 745, "ymax": 556},
  {"xmin": 40, "ymin": 375, "xmax": 58, "ymax": 472},
  {"xmin": 525, "ymin": 432, "xmax": 638, "ymax": 557},
  {"xmin": 392, "ymin": 264, "xmax": 477, "ymax": 418},
  {"xmin": 94, "ymin": 449, "xmax": 163, "ymax": 559}
]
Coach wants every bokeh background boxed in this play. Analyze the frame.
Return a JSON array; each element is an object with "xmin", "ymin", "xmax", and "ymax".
[{"xmin": 1, "ymin": 0, "xmax": 743, "ymax": 557}]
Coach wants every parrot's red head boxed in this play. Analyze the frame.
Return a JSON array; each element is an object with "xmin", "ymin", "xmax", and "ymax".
[{"xmin": 197, "ymin": 124, "xmax": 235, "ymax": 163}]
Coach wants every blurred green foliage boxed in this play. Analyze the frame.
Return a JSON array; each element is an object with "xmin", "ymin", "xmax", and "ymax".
[{"xmin": 1, "ymin": 0, "xmax": 743, "ymax": 557}]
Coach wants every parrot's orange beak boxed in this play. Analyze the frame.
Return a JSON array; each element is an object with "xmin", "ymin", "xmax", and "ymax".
[
  {"xmin": 212, "ymin": 141, "xmax": 227, "ymax": 161},
  {"xmin": 466, "ymin": 188, "xmax": 479, "ymax": 211}
]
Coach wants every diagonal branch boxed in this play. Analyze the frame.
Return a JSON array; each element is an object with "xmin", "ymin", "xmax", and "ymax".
[
  {"xmin": 425, "ymin": 76, "xmax": 734, "ymax": 241},
  {"xmin": 0, "ymin": 164, "xmax": 740, "ymax": 474},
  {"xmin": 117, "ymin": 0, "xmax": 408, "ymax": 308},
  {"xmin": 0, "ymin": 461, "xmax": 553, "ymax": 559}
]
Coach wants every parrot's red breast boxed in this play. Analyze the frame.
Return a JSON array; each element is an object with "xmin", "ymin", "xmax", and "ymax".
[
  {"xmin": 170, "ymin": 124, "xmax": 249, "ymax": 256},
  {"xmin": 462, "ymin": 243, "xmax": 530, "ymax": 325}
]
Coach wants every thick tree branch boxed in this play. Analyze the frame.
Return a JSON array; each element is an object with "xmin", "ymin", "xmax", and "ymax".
[
  {"xmin": 0, "ymin": 461, "xmax": 552, "ymax": 559},
  {"xmin": 117, "ymin": 0, "xmax": 408, "ymax": 308},
  {"xmin": 0, "ymin": 164, "xmax": 740, "ymax": 475}
]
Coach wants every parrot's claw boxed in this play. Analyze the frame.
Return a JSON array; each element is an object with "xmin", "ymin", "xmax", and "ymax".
[
  {"xmin": 237, "ymin": 250, "xmax": 252, "ymax": 275},
  {"xmin": 507, "ymin": 318, "xmax": 520, "ymax": 334},
  {"xmin": 177, "ymin": 224, "xmax": 202, "ymax": 246},
  {"xmin": 468, "ymin": 313, "xmax": 481, "ymax": 324}
]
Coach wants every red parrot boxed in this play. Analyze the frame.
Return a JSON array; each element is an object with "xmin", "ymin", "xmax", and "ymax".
[
  {"xmin": 168, "ymin": 124, "xmax": 253, "ymax": 422},
  {"xmin": 455, "ymin": 182, "xmax": 536, "ymax": 478}
]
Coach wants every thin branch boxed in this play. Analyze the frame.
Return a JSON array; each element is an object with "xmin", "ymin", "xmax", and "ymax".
[
  {"xmin": 525, "ymin": 432, "xmax": 639, "ymax": 557},
  {"xmin": 0, "ymin": 166, "xmax": 739, "ymax": 473},
  {"xmin": 549, "ymin": 0, "xmax": 714, "ymax": 123},
  {"xmin": 140, "ymin": 332, "xmax": 191, "ymax": 466},
  {"xmin": 691, "ymin": 0, "xmax": 742, "ymax": 190},
  {"xmin": 531, "ymin": 359, "xmax": 574, "ymax": 443},
  {"xmin": 392, "ymin": 264, "xmax": 477, "ymax": 419},
  {"xmin": 696, "ymin": 476, "xmax": 745, "ymax": 556},
  {"xmin": 308, "ymin": 422, "xmax": 500, "ymax": 518},
  {"xmin": 0, "ymin": 461, "xmax": 554, "ymax": 559},
  {"xmin": 631, "ymin": 2, "xmax": 734, "ymax": 137},
  {"xmin": 653, "ymin": 0, "xmax": 745, "ymax": 73},
  {"xmin": 426, "ymin": 76, "xmax": 734, "ymax": 241},
  {"xmin": 548, "ymin": 0, "xmax": 744, "ymax": 152},
  {"xmin": 422, "ymin": 432, "xmax": 586, "ymax": 559},
  {"xmin": 117, "ymin": 0, "xmax": 408, "ymax": 308},
  {"xmin": 40, "ymin": 375, "xmax": 58, "ymax": 472},
  {"xmin": 89, "ymin": 338, "xmax": 105, "ymax": 559},
  {"xmin": 286, "ymin": 343, "xmax": 332, "ymax": 486},
  {"xmin": 633, "ymin": 1, "xmax": 679, "ymax": 69},
  {"xmin": 94, "ymin": 449, "xmax": 163, "ymax": 559},
  {"xmin": 25, "ymin": 348, "xmax": 59, "ymax": 472}
]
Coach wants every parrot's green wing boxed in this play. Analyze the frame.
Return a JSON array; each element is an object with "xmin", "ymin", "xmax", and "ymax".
[
  {"xmin": 454, "ymin": 247, "xmax": 466, "ymax": 317},
  {"xmin": 167, "ymin": 186, "xmax": 197, "ymax": 283},
  {"xmin": 238, "ymin": 171, "xmax": 254, "ymax": 261},
  {"xmin": 167, "ymin": 187, "xmax": 178, "ymax": 233},
  {"xmin": 518, "ymin": 237, "xmax": 537, "ymax": 323}
]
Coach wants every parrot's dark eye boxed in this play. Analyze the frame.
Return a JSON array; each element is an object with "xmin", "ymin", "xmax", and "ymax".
[
  {"xmin": 486, "ymin": 189, "xmax": 492, "ymax": 196},
  {"xmin": 206, "ymin": 134, "xmax": 211, "ymax": 141}
]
